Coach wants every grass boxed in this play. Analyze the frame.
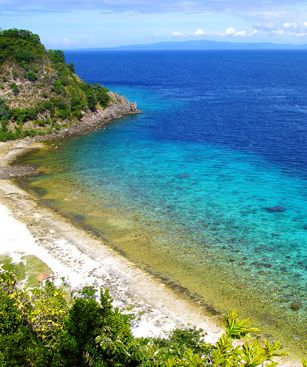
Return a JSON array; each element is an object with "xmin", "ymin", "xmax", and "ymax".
[
  {"xmin": 0, "ymin": 255, "xmax": 26, "ymax": 281},
  {"xmin": 0, "ymin": 254, "xmax": 52, "ymax": 288}
]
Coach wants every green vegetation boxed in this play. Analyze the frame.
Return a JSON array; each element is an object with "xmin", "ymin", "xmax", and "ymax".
[
  {"xmin": 0, "ymin": 255, "xmax": 52, "ymax": 288},
  {"xmin": 0, "ymin": 256, "xmax": 26, "ymax": 281},
  {"xmin": 0, "ymin": 268, "xmax": 291, "ymax": 367},
  {"xmin": 0, "ymin": 29, "xmax": 111, "ymax": 141}
]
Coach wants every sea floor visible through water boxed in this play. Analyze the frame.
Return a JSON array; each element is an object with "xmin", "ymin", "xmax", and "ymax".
[
  {"xmin": 16, "ymin": 50, "xmax": 307, "ymax": 357},
  {"xmin": 17, "ymin": 134, "xmax": 307, "ymax": 357}
]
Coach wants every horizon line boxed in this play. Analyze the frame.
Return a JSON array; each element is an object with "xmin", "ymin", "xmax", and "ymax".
[{"xmin": 57, "ymin": 38, "xmax": 307, "ymax": 51}]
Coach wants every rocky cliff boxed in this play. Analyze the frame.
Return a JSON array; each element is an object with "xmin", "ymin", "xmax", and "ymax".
[{"xmin": 0, "ymin": 29, "xmax": 138, "ymax": 141}]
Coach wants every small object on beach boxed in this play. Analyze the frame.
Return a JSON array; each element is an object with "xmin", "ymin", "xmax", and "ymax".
[
  {"xmin": 264, "ymin": 205, "xmax": 286, "ymax": 213},
  {"xmin": 37, "ymin": 273, "xmax": 53, "ymax": 282},
  {"xmin": 290, "ymin": 303, "xmax": 300, "ymax": 311}
]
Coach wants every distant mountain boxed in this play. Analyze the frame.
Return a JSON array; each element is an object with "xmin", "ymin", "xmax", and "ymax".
[{"xmin": 108, "ymin": 39, "xmax": 307, "ymax": 51}]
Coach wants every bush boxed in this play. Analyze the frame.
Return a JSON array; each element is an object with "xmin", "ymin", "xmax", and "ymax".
[
  {"xmin": 82, "ymin": 84, "xmax": 97, "ymax": 112},
  {"xmin": 0, "ymin": 99, "xmax": 10, "ymax": 123},
  {"xmin": 35, "ymin": 118, "xmax": 52, "ymax": 127},
  {"xmin": 10, "ymin": 83, "xmax": 19, "ymax": 96},
  {"xmin": 25, "ymin": 70, "xmax": 37, "ymax": 82},
  {"xmin": 48, "ymin": 49, "xmax": 65, "ymax": 64},
  {"xmin": 67, "ymin": 63, "xmax": 75, "ymax": 73},
  {"xmin": 10, "ymin": 108, "xmax": 37, "ymax": 124},
  {"xmin": 92, "ymin": 83, "xmax": 110, "ymax": 108},
  {"xmin": 0, "ymin": 129, "xmax": 16, "ymax": 141},
  {"xmin": 53, "ymin": 79, "xmax": 65, "ymax": 95},
  {"xmin": 0, "ymin": 270, "xmax": 290, "ymax": 367},
  {"xmin": 0, "ymin": 29, "xmax": 46, "ymax": 66},
  {"xmin": 55, "ymin": 108, "xmax": 70, "ymax": 120}
]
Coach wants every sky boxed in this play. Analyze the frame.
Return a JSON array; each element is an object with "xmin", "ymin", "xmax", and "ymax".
[{"xmin": 1, "ymin": 0, "xmax": 307, "ymax": 48}]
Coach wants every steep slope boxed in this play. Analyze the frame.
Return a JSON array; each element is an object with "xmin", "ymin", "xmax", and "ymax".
[{"xmin": 0, "ymin": 29, "xmax": 135, "ymax": 141}]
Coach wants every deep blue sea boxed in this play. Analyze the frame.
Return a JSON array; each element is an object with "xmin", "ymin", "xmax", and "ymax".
[{"xmin": 21, "ymin": 51, "xmax": 307, "ymax": 351}]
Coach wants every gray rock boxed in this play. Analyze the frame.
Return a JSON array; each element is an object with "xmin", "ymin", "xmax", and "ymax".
[{"xmin": 264, "ymin": 205, "xmax": 286, "ymax": 213}]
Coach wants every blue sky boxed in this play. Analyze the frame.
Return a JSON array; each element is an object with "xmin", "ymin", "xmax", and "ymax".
[{"xmin": 1, "ymin": 0, "xmax": 307, "ymax": 48}]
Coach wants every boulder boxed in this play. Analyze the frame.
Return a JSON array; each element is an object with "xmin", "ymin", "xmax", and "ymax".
[{"xmin": 264, "ymin": 205, "xmax": 285, "ymax": 213}]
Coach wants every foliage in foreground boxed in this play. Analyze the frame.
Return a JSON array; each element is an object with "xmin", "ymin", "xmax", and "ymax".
[{"xmin": 0, "ymin": 270, "xmax": 290, "ymax": 367}]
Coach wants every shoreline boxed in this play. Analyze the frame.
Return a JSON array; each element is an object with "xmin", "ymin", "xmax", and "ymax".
[
  {"xmin": 0, "ymin": 93, "xmax": 139, "ymax": 180},
  {"xmin": 0, "ymin": 119, "xmax": 302, "ymax": 366},
  {"xmin": 0, "ymin": 138, "xmax": 223, "ymax": 342}
]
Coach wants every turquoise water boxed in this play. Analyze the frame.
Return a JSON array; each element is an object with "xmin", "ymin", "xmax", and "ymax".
[
  {"xmin": 65, "ymin": 92, "xmax": 307, "ymax": 305},
  {"xmin": 20, "ymin": 51, "xmax": 307, "ymax": 353}
]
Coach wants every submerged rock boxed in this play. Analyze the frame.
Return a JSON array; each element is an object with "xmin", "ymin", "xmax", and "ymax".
[
  {"xmin": 290, "ymin": 303, "xmax": 301, "ymax": 311},
  {"xmin": 264, "ymin": 205, "xmax": 286, "ymax": 213},
  {"xmin": 251, "ymin": 261, "xmax": 272, "ymax": 269},
  {"xmin": 176, "ymin": 173, "xmax": 190, "ymax": 179}
]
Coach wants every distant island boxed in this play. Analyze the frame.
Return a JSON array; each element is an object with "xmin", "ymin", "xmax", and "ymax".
[
  {"xmin": 0, "ymin": 29, "xmax": 137, "ymax": 142},
  {"xmin": 77, "ymin": 39, "xmax": 307, "ymax": 51}
]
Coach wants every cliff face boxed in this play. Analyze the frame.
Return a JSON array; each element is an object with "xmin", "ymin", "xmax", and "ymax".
[{"xmin": 0, "ymin": 29, "xmax": 137, "ymax": 141}]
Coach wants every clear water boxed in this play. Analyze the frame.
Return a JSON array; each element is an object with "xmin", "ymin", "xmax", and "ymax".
[{"xmin": 20, "ymin": 51, "xmax": 307, "ymax": 354}]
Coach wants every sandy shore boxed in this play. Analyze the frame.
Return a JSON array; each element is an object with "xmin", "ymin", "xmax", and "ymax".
[
  {"xmin": 0, "ymin": 139, "xmax": 302, "ymax": 366},
  {"xmin": 0, "ymin": 139, "xmax": 223, "ymax": 341}
]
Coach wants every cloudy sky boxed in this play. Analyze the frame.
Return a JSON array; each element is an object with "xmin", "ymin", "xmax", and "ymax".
[{"xmin": 1, "ymin": 0, "xmax": 307, "ymax": 48}]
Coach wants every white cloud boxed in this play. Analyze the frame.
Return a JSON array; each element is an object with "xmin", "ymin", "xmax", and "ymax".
[
  {"xmin": 234, "ymin": 30, "xmax": 248, "ymax": 36},
  {"xmin": 272, "ymin": 29, "xmax": 285, "ymax": 35},
  {"xmin": 221, "ymin": 27, "xmax": 258, "ymax": 37},
  {"xmin": 283, "ymin": 21, "xmax": 297, "ymax": 28},
  {"xmin": 249, "ymin": 29, "xmax": 258, "ymax": 36},
  {"xmin": 236, "ymin": 29, "xmax": 258, "ymax": 36},
  {"xmin": 194, "ymin": 28, "xmax": 206, "ymax": 36},
  {"xmin": 224, "ymin": 27, "xmax": 236, "ymax": 35},
  {"xmin": 244, "ymin": 20, "xmax": 307, "ymax": 39},
  {"xmin": 172, "ymin": 31, "xmax": 184, "ymax": 37}
]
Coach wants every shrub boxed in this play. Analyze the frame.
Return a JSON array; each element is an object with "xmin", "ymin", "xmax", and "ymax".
[
  {"xmin": 0, "ymin": 270, "xmax": 291, "ymax": 367},
  {"xmin": 10, "ymin": 83, "xmax": 19, "ymax": 96},
  {"xmin": 10, "ymin": 108, "xmax": 37, "ymax": 124},
  {"xmin": 25, "ymin": 70, "xmax": 37, "ymax": 82},
  {"xmin": 92, "ymin": 83, "xmax": 110, "ymax": 108},
  {"xmin": 48, "ymin": 49, "xmax": 65, "ymax": 64},
  {"xmin": 0, "ymin": 29, "xmax": 46, "ymax": 66},
  {"xmin": 53, "ymin": 79, "xmax": 64, "ymax": 94},
  {"xmin": 55, "ymin": 107, "xmax": 70, "ymax": 120},
  {"xmin": 67, "ymin": 63, "xmax": 75, "ymax": 73},
  {"xmin": 82, "ymin": 84, "xmax": 97, "ymax": 111},
  {"xmin": 0, "ymin": 99, "xmax": 10, "ymax": 123}
]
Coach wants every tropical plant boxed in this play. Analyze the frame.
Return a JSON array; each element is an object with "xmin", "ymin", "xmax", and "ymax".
[{"xmin": 0, "ymin": 269, "xmax": 295, "ymax": 367}]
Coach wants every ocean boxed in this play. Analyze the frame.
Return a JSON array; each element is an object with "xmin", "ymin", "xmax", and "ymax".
[{"xmin": 19, "ymin": 50, "xmax": 307, "ymax": 353}]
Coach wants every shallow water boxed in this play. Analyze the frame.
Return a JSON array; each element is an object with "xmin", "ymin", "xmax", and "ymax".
[{"xmin": 19, "ymin": 51, "xmax": 307, "ymax": 354}]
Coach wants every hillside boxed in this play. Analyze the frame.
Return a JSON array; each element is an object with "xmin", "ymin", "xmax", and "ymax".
[{"xmin": 0, "ymin": 29, "xmax": 134, "ymax": 141}]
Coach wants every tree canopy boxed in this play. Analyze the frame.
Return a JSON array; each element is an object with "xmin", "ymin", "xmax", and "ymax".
[{"xmin": 0, "ymin": 269, "xmax": 292, "ymax": 367}]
